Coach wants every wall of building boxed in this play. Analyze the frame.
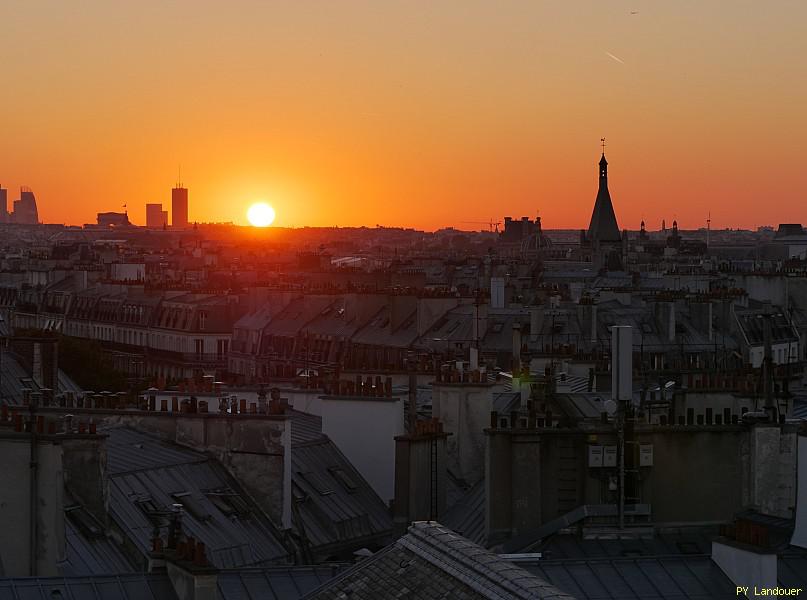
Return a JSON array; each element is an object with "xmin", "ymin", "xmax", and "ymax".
[
  {"xmin": 485, "ymin": 423, "xmax": 799, "ymax": 543},
  {"xmin": 0, "ymin": 435, "xmax": 65, "ymax": 577},
  {"xmin": 321, "ymin": 395, "xmax": 404, "ymax": 503},
  {"xmin": 433, "ymin": 382, "xmax": 494, "ymax": 485}
]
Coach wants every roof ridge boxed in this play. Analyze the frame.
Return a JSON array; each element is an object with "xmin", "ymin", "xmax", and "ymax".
[{"xmin": 399, "ymin": 522, "xmax": 572, "ymax": 599}]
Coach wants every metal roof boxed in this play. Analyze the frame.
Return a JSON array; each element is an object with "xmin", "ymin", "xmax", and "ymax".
[
  {"xmin": 291, "ymin": 437, "xmax": 394, "ymax": 555},
  {"xmin": 0, "ymin": 574, "xmax": 179, "ymax": 600},
  {"xmin": 61, "ymin": 516, "xmax": 134, "ymax": 576},
  {"xmin": 103, "ymin": 425, "xmax": 208, "ymax": 475},
  {"xmin": 287, "ymin": 409, "xmax": 324, "ymax": 445},
  {"xmin": 104, "ymin": 427, "xmax": 291, "ymax": 568},
  {"xmin": 217, "ymin": 566, "xmax": 344, "ymax": 600},
  {"xmin": 303, "ymin": 521, "xmax": 574, "ymax": 600},
  {"xmin": 0, "ymin": 350, "xmax": 83, "ymax": 404},
  {"xmin": 526, "ymin": 556, "xmax": 736, "ymax": 600},
  {"xmin": 441, "ymin": 479, "xmax": 486, "ymax": 547}
]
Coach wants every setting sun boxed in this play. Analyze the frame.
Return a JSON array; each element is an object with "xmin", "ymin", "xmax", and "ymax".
[{"xmin": 247, "ymin": 202, "xmax": 276, "ymax": 227}]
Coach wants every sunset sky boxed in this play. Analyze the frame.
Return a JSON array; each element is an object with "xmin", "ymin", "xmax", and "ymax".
[{"xmin": 1, "ymin": 1, "xmax": 805, "ymax": 230}]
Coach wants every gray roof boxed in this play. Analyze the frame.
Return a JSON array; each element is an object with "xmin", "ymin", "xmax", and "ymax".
[
  {"xmin": 0, "ymin": 574, "xmax": 179, "ymax": 600},
  {"xmin": 217, "ymin": 566, "xmax": 344, "ymax": 600},
  {"xmin": 0, "ymin": 567, "xmax": 347, "ymax": 600},
  {"xmin": 538, "ymin": 529, "xmax": 717, "ymax": 560},
  {"xmin": 62, "ymin": 513, "xmax": 134, "ymax": 576},
  {"xmin": 292, "ymin": 436, "xmax": 394, "ymax": 555},
  {"xmin": 303, "ymin": 521, "xmax": 574, "ymax": 599},
  {"xmin": 0, "ymin": 350, "xmax": 83, "ymax": 404},
  {"xmin": 526, "ymin": 556, "xmax": 736, "ymax": 599},
  {"xmin": 441, "ymin": 480, "xmax": 486, "ymax": 547},
  {"xmin": 104, "ymin": 427, "xmax": 291, "ymax": 568},
  {"xmin": 288, "ymin": 409, "xmax": 324, "ymax": 445}
]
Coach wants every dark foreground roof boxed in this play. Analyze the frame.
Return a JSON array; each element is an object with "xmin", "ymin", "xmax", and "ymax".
[
  {"xmin": 0, "ymin": 566, "xmax": 346, "ymax": 600},
  {"xmin": 526, "ymin": 556, "xmax": 736, "ymax": 600},
  {"xmin": 104, "ymin": 427, "xmax": 291, "ymax": 568},
  {"xmin": 0, "ymin": 574, "xmax": 179, "ymax": 600},
  {"xmin": 302, "ymin": 521, "xmax": 574, "ymax": 600}
]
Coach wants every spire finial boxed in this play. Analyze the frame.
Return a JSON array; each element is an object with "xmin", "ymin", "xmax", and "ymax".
[{"xmin": 600, "ymin": 137, "xmax": 606, "ymax": 154}]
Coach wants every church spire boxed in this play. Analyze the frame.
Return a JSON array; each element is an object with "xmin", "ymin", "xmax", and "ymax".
[{"xmin": 587, "ymin": 139, "xmax": 621, "ymax": 244}]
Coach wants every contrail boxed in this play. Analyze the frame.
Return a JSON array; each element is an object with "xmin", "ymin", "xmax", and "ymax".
[{"xmin": 605, "ymin": 51, "xmax": 625, "ymax": 64}]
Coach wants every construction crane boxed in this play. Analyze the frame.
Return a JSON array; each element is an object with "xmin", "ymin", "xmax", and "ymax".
[{"xmin": 460, "ymin": 220, "xmax": 502, "ymax": 233}]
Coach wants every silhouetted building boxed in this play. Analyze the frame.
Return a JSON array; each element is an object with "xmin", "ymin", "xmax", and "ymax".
[
  {"xmin": 172, "ymin": 185, "xmax": 188, "ymax": 229},
  {"xmin": 582, "ymin": 149, "xmax": 623, "ymax": 269},
  {"xmin": 12, "ymin": 186, "xmax": 39, "ymax": 224},
  {"xmin": 97, "ymin": 211, "xmax": 131, "ymax": 227},
  {"xmin": 0, "ymin": 185, "xmax": 7, "ymax": 223},
  {"xmin": 145, "ymin": 202, "xmax": 168, "ymax": 228}
]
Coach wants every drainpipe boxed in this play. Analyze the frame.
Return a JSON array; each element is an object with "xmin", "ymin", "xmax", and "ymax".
[{"xmin": 27, "ymin": 389, "xmax": 39, "ymax": 576}]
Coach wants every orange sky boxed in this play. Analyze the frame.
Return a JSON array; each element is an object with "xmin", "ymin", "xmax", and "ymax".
[{"xmin": 1, "ymin": 1, "xmax": 805, "ymax": 230}]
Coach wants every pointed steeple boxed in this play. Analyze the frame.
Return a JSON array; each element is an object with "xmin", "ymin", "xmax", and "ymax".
[{"xmin": 587, "ymin": 143, "xmax": 621, "ymax": 243}]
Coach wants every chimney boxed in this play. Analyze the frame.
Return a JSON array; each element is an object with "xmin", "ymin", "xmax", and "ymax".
[
  {"xmin": 511, "ymin": 323, "xmax": 522, "ymax": 373},
  {"xmin": 529, "ymin": 305, "xmax": 543, "ymax": 342},
  {"xmin": 392, "ymin": 421, "xmax": 449, "ymax": 533},
  {"xmin": 156, "ymin": 513, "xmax": 218, "ymax": 600},
  {"xmin": 712, "ymin": 515, "xmax": 780, "ymax": 599},
  {"xmin": 667, "ymin": 302, "xmax": 676, "ymax": 342},
  {"xmin": 691, "ymin": 301, "xmax": 714, "ymax": 342},
  {"xmin": 654, "ymin": 301, "xmax": 676, "ymax": 342},
  {"xmin": 472, "ymin": 300, "xmax": 489, "ymax": 342},
  {"xmin": 611, "ymin": 326, "xmax": 633, "ymax": 402}
]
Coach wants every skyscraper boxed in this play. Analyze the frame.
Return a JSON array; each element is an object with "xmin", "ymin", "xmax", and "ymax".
[
  {"xmin": 146, "ymin": 203, "xmax": 168, "ymax": 228},
  {"xmin": 0, "ymin": 185, "xmax": 7, "ymax": 223},
  {"xmin": 12, "ymin": 187, "xmax": 39, "ymax": 224},
  {"xmin": 172, "ymin": 185, "xmax": 188, "ymax": 229}
]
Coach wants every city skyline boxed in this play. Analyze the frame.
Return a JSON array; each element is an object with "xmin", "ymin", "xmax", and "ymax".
[{"xmin": 2, "ymin": 1, "xmax": 806, "ymax": 229}]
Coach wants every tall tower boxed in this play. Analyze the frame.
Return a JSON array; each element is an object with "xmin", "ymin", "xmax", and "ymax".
[
  {"xmin": 586, "ymin": 139, "xmax": 622, "ymax": 270},
  {"xmin": 171, "ymin": 182, "xmax": 188, "ymax": 229},
  {"xmin": 0, "ymin": 185, "xmax": 7, "ymax": 223},
  {"xmin": 587, "ymin": 144, "xmax": 621, "ymax": 244},
  {"xmin": 12, "ymin": 187, "xmax": 39, "ymax": 225}
]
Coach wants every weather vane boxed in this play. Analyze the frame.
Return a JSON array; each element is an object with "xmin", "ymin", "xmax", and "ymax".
[{"xmin": 601, "ymin": 137, "xmax": 606, "ymax": 153}]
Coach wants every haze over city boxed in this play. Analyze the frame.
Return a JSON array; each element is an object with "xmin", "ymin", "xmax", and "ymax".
[
  {"xmin": 3, "ymin": 3, "xmax": 807, "ymax": 599},
  {"xmin": 2, "ymin": 1, "xmax": 806, "ymax": 229}
]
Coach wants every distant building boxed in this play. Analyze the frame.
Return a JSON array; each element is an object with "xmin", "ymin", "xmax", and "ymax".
[
  {"xmin": 172, "ymin": 185, "xmax": 188, "ymax": 229},
  {"xmin": 581, "ymin": 147, "xmax": 624, "ymax": 269},
  {"xmin": 97, "ymin": 211, "xmax": 131, "ymax": 227},
  {"xmin": 145, "ymin": 203, "xmax": 167, "ymax": 228},
  {"xmin": 11, "ymin": 186, "xmax": 39, "ymax": 224},
  {"xmin": 0, "ymin": 185, "xmax": 7, "ymax": 223}
]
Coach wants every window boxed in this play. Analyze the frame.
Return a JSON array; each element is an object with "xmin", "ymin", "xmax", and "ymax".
[
  {"xmin": 195, "ymin": 339, "xmax": 204, "ymax": 355},
  {"xmin": 205, "ymin": 489, "xmax": 251, "ymax": 518},
  {"xmin": 135, "ymin": 496, "xmax": 164, "ymax": 527},
  {"xmin": 171, "ymin": 492, "xmax": 211, "ymax": 521},
  {"xmin": 65, "ymin": 505, "xmax": 104, "ymax": 539},
  {"xmin": 199, "ymin": 311, "xmax": 207, "ymax": 331},
  {"xmin": 328, "ymin": 466, "xmax": 358, "ymax": 493}
]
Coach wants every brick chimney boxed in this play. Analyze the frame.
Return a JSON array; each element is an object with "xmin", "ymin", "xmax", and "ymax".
[{"xmin": 393, "ymin": 419, "xmax": 449, "ymax": 533}]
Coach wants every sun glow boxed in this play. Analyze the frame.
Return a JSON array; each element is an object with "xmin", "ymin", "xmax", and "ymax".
[{"xmin": 247, "ymin": 202, "xmax": 276, "ymax": 227}]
